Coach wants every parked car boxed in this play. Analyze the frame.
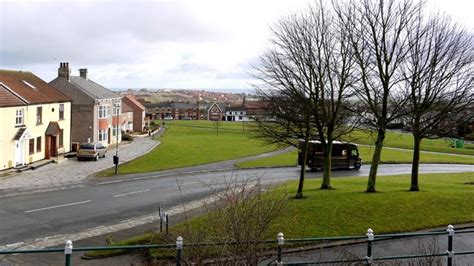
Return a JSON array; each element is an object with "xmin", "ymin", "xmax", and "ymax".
[{"xmin": 77, "ymin": 142, "xmax": 107, "ymax": 161}]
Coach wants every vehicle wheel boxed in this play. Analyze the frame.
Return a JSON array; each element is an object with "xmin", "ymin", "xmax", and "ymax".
[
  {"xmin": 77, "ymin": 157, "xmax": 82, "ymax": 161},
  {"xmin": 102, "ymin": 153, "xmax": 106, "ymax": 158},
  {"xmin": 95, "ymin": 155, "xmax": 99, "ymax": 161},
  {"xmin": 354, "ymin": 163, "xmax": 361, "ymax": 170}
]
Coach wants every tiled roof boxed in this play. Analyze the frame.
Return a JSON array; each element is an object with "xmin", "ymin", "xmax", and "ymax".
[
  {"xmin": 45, "ymin": 121, "xmax": 61, "ymax": 136},
  {"xmin": 0, "ymin": 70, "xmax": 71, "ymax": 105},
  {"xmin": 13, "ymin": 128, "xmax": 26, "ymax": 140},
  {"xmin": 123, "ymin": 95, "xmax": 146, "ymax": 111},
  {"xmin": 69, "ymin": 76, "xmax": 120, "ymax": 100},
  {"xmin": 225, "ymin": 106, "xmax": 245, "ymax": 112},
  {"xmin": 0, "ymin": 84, "xmax": 26, "ymax": 107},
  {"xmin": 122, "ymin": 101, "xmax": 134, "ymax": 113}
]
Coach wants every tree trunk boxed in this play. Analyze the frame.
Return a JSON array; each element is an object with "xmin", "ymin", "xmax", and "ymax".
[
  {"xmin": 366, "ymin": 130, "xmax": 385, "ymax": 192},
  {"xmin": 295, "ymin": 138, "xmax": 310, "ymax": 199},
  {"xmin": 410, "ymin": 135, "xmax": 422, "ymax": 191},
  {"xmin": 320, "ymin": 142, "xmax": 333, "ymax": 189}
]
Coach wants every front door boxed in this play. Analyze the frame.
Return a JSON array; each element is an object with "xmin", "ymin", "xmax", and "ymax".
[
  {"xmin": 14, "ymin": 140, "xmax": 25, "ymax": 166},
  {"xmin": 50, "ymin": 136, "xmax": 57, "ymax": 157}
]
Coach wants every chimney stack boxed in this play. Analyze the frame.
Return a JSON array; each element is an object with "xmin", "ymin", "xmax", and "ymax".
[
  {"xmin": 58, "ymin": 62, "xmax": 71, "ymax": 81},
  {"xmin": 79, "ymin": 68, "xmax": 88, "ymax": 79}
]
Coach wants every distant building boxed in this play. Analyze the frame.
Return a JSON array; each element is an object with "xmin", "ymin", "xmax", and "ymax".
[
  {"xmin": 122, "ymin": 95, "xmax": 146, "ymax": 132},
  {"xmin": 208, "ymin": 103, "xmax": 225, "ymax": 121},
  {"xmin": 49, "ymin": 63, "xmax": 122, "ymax": 146},
  {"xmin": 146, "ymin": 102, "xmax": 201, "ymax": 120},
  {"xmin": 225, "ymin": 106, "xmax": 248, "ymax": 121},
  {"xmin": 0, "ymin": 69, "xmax": 72, "ymax": 170}
]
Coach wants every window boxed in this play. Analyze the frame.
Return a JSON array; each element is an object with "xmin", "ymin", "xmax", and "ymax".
[
  {"xmin": 59, "ymin": 104, "xmax": 64, "ymax": 120},
  {"xmin": 36, "ymin": 106, "xmax": 42, "ymax": 125},
  {"xmin": 98, "ymin": 105, "xmax": 108, "ymax": 119},
  {"xmin": 239, "ymin": 116, "xmax": 243, "ymax": 120},
  {"xmin": 98, "ymin": 129, "xmax": 108, "ymax": 142},
  {"xmin": 15, "ymin": 109, "xmax": 24, "ymax": 126},
  {"xmin": 59, "ymin": 129, "xmax": 64, "ymax": 147},
  {"xmin": 36, "ymin": 137, "xmax": 42, "ymax": 152},
  {"xmin": 113, "ymin": 105, "xmax": 121, "ymax": 116},
  {"xmin": 29, "ymin": 139, "xmax": 35, "ymax": 155},
  {"xmin": 112, "ymin": 127, "xmax": 118, "ymax": 136}
]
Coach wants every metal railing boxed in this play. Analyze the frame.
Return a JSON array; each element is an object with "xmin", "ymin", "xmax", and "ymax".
[{"xmin": 0, "ymin": 224, "xmax": 472, "ymax": 265}]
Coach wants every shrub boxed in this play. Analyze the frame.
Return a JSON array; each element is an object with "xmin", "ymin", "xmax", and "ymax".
[{"xmin": 122, "ymin": 132, "xmax": 134, "ymax": 141}]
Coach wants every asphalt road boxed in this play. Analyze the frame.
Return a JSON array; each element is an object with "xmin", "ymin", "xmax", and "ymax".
[{"xmin": 1, "ymin": 164, "xmax": 473, "ymax": 247}]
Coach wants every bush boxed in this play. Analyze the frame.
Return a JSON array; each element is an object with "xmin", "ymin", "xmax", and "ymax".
[
  {"xmin": 464, "ymin": 132, "xmax": 474, "ymax": 141},
  {"xmin": 122, "ymin": 132, "xmax": 134, "ymax": 141}
]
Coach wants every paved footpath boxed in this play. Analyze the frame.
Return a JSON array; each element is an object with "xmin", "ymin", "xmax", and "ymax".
[{"xmin": 0, "ymin": 131, "xmax": 160, "ymax": 194}]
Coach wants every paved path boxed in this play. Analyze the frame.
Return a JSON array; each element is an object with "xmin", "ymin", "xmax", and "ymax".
[{"xmin": 0, "ymin": 132, "xmax": 160, "ymax": 193}]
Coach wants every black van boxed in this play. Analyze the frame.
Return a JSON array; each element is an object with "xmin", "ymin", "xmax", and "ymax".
[{"xmin": 298, "ymin": 140, "xmax": 362, "ymax": 171}]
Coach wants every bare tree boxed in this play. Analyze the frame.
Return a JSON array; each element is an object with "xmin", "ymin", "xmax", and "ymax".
[
  {"xmin": 253, "ymin": 1, "xmax": 358, "ymax": 194},
  {"xmin": 401, "ymin": 13, "xmax": 473, "ymax": 191},
  {"xmin": 306, "ymin": 3, "xmax": 359, "ymax": 189},
  {"xmin": 337, "ymin": 0, "xmax": 421, "ymax": 192},
  {"xmin": 252, "ymin": 11, "xmax": 318, "ymax": 198}
]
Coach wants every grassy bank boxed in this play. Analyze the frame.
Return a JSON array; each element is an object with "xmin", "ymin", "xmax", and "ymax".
[
  {"xmin": 344, "ymin": 129, "xmax": 474, "ymax": 155},
  {"xmin": 97, "ymin": 121, "xmax": 276, "ymax": 176},
  {"xmin": 236, "ymin": 145, "xmax": 474, "ymax": 169},
  {"xmin": 85, "ymin": 172, "xmax": 474, "ymax": 259}
]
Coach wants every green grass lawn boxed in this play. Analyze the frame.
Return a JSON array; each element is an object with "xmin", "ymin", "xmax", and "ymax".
[
  {"xmin": 85, "ymin": 172, "xmax": 474, "ymax": 259},
  {"xmin": 271, "ymin": 172, "xmax": 474, "ymax": 237},
  {"xmin": 344, "ymin": 129, "xmax": 474, "ymax": 155},
  {"xmin": 236, "ymin": 145, "xmax": 474, "ymax": 169},
  {"xmin": 98, "ymin": 120, "xmax": 277, "ymax": 176}
]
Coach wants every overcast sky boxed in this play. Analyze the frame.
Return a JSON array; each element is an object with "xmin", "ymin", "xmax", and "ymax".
[{"xmin": 0, "ymin": 0, "xmax": 473, "ymax": 91}]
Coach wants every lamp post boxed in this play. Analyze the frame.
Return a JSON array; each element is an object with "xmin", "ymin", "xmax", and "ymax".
[{"xmin": 113, "ymin": 103, "xmax": 120, "ymax": 175}]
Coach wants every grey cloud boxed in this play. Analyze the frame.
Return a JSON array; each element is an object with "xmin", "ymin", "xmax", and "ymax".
[{"xmin": 0, "ymin": 2, "xmax": 228, "ymax": 67}]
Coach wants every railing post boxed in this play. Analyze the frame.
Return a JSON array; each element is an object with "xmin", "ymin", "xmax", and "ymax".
[
  {"xmin": 176, "ymin": 236, "xmax": 183, "ymax": 266},
  {"xmin": 447, "ymin": 224, "xmax": 455, "ymax": 266},
  {"xmin": 365, "ymin": 228, "xmax": 374, "ymax": 265},
  {"xmin": 159, "ymin": 206, "xmax": 163, "ymax": 232},
  {"xmin": 64, "ymin": 240, "xmax": 73, "ymax": 266},
  {"xmin": 276, "ymin": 232, "xmax": 284, "ymax": 265}
]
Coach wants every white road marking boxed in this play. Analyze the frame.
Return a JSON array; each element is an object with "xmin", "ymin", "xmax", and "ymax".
[
  {"xmin": 25, "ymin": 200, "xmax": 92, "ymax": 213},
  {"xmin": 113, "ymin": 189, "xmax": 151, "ymax": 198}
]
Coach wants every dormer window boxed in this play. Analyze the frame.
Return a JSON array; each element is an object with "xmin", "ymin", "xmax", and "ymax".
[{"xmin": 22, "ymin": 80, "xmax": 36, "ymax": 90}]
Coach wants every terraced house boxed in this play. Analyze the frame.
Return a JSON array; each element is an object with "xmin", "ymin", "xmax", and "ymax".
[
  {"xmin": 0, "ymin": 70, "xmax": 72, "ymax": 170},
  {"xmin": 49, "ymin": 63, "xmax": 122, "ymax": 147}
]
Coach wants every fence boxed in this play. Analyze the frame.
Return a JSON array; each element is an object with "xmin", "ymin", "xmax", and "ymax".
[{"xmin": 0, "ymin": 224, "xmax": 473, "ymax": 265}]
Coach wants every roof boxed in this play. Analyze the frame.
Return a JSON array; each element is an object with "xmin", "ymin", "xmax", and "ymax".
[
  {"xmin": 225, "ymin": 106, "xmax": 245, "ymax": 112},
  {"xmin": 0, "ymin": 70, "xmax": 71, "ymax": 105},
  {"xmin": 123, "ymin": 95, "xmax": 145, "ymax": 111},
  {"xmin": 13, "ymin": 128, "xmax": 26, "ymax": 140},
  {"xmin": 45, "ymin": 122, "xmax": 61, "ymax": 136},
  {"xmin": 69, "ymin": 76, "xmax": 120, "ymax": 100},
  {"xmin": 122, "ymin": 101, "xmax": 134, "ymax": 113},
  {"xmin": 0, "ymin": 84, "xmax": 26, "ymax": 107}
]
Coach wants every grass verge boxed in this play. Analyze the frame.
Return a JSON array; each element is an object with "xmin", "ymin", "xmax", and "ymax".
[
  {"xmin": 344, "ymin": 129, "xmax": 474, "ymax": 155},
  {"xmin": 96, "ymin": 120, "xmax": 277, "ymax": 176},
  {"xmin": 85, "ymin": 172, "xmax": 474, "ymax": 259}
]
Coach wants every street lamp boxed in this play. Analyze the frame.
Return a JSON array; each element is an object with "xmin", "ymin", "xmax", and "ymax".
[{"xmin": 113, "ymin": 102, "xmax": 121, "ymax": 175}]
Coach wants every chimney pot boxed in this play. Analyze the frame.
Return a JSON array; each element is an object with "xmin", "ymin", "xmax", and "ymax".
[
  {"xmin": 79, "ymin": 68, "xmax": 88, "ymax": 79},
  {"xmin": 58, "ymin": 62, "xmax": 71, "ymax": 81}
]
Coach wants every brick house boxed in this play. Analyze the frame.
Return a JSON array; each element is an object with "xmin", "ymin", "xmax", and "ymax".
[
  {"xmin": 49, "ymin": 63, "xmax": 122, "ymax": 147},
  {"xmin": 122, "ymin": 95, "xmax": 146, "ymax": 132}
]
